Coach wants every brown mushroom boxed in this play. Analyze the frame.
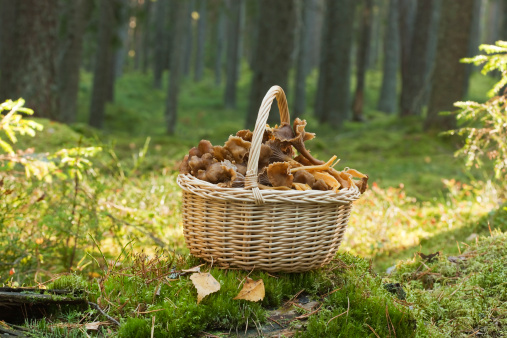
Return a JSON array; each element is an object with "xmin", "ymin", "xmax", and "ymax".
[
  {"xmin": 188, "ymin": 153, "xmax": 214, "ymax": 175},
  {"xmin": 267, "ymin": 162, "xmax": 293, "ymax": 188},
  {"xmin": 213, "ymin": 145, "xmax": 233, "ymax": 162},
  {"xmin": 312, "ymin": 179, "xmax": 328, "ymax": 191},
  {"xmin": 294, "ymin": 154, "xmax": 312, "ymax": 166},
  {"xmin": 312, "ymin": 171, "xmax": 341, "ymax": 192},
  {"xmin": 267, "ymin": 140, "xmax": 300, "ymax": 167},
  {"xmin": 206, "ymin": 161, "xmax": 235, "ymax": 183},
  {"xmin": 258, "ymin": 167, "xmax": 270, "ymax": 185},
  {"xmin": 236, "ymin": 162, "xmax": 247, "ymax": 176},
  {"xmin": 293, "ymin": 169, "xmax": 315, "ymax": 187},
  {"xmin": 355, "ymin": 175, "xmax": 369, "ymax": 193},
  {"xmin": 224, "ymin": 136, "xmax": 251, "ymax": 163},
  {"xmin": 196, "ymin": 169, "xmax": 208, "ymax": 181},
  {"xmin": 272, "ymin": 120, "xmax": 322, "ymax": 165},
  {"xmin": 198, "ymin": 140, "xmax": 214, "ymax": 155},
  {"xmin": 179, "ymin": 154, "xmax": 191, "ymax": 174},
  {"xmin": 188, "ymin": 147, "xmax": 202, "ymax": 158},
  {"xmin": 236, "ymin": 129, "xmax": 253, "ymax": 142},
  {"xmin": 258, "ymin": 143, "xmax": 273, "ymax": 169}
]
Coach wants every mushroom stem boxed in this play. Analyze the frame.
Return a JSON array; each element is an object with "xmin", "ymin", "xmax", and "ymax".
[
  {"xmin": 293, "ymin": 142, "xmax": 325, "ymax": 165},
  {"xmin": 290, "ymin": 155, "xmax": 338, "ymax": 173}
]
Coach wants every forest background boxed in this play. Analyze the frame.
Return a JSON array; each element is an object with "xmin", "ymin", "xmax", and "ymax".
[{"xmin": 1, "ymin": 0, "xmax": 507, "ymax": 336}]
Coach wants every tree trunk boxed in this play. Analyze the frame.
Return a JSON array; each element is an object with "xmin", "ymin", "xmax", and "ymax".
[
  {"xmin": 142, "ymin": 0, "xmax": 152, "ymax": 74},
  {"xmin": 115, "ymin": 0, "xmax": 129, "ymax": 78},
  {"xmin": 426, "ymin": 0, "xmax": 475, "ymax": 131},
  {"xmin": 314, "ymin": 0, "xmax": 356, "ymax": 126},
  {"xmin": 399, "ymin": 0, "xmax": 436, "ymax": 117},
  {"xmin": 367, "ymin": 0, "xmax": 382, "ymax": 69},
  {"xmin": 224, "ymin": 0, "xmax": 244, "ymax": 109},
  {"xmin": 166, "ymin": 0, "xmax": 187, "ymax": 134},
  {"xmin": 352, "ymin": 0, "xmax": 373, "ymax": 122},
  {"xmin": 377, "ymin": 0, "xmax": 399, "ymax": 113},
  {"xmin": 463, "ymin": 0, "xmax": 482, "ymax": 96},
  {"xmin": 89, "ymin": 0, "xmax": 114, "ymax": 129},
  {"xmin": 293, "ymin": 0, "xmax": 318, "ymax": 117},
  {"xmin": 214, "ymin": 0, "xmax": 226, "ymax": 86},
  {"xmin": 246, "ymin": 0, "xmax": 296, "ymax": 127},
  {"xmin": 183, "ymin": 0, "xmax": 195, "ymax": 77},
  {"xmin": 57, "ymin": 0, "xmax": 92, "ymax": 123},
  {"xmin": 0, "ymin": 0, "xmax": 58, "ymax": 119},
  {"xmin": 398, "ymin": 0, "xmax": 416, "ymax": 94},
  {"xmin": 308, "ymin": 0, "xmax": 325, "ymax": 71},
  {"xmin": 153, "ymin": 0, "xmax": 168, "ymax": 89},
  {"xmin": 194, "ymin": 0, "xmax": 207, "ymax": 82}
]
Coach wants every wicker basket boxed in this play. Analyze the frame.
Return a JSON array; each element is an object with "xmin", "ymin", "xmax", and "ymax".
[{"xmin": 177, "ymin": 85, "xmax": 362, "ymax": 272}]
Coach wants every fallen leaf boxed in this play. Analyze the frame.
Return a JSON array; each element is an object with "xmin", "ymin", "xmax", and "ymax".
[
  {"xmin": 234, "ymin": 277, "xmax": 265, "ymax": 302},
  {"xmin": 85, "ymin": 322, "xmax": 102, "ymax": 331},
  {"xmin": 190, "ymin": 272, "xmax": 220, "ymax": 304},
  {"xmin": 9, "ymin": 268, "xmax": 15, "ymax": 275},
  {"xmin": 182, "ymin": 264, "xmax": 204, "ymax": 273}
]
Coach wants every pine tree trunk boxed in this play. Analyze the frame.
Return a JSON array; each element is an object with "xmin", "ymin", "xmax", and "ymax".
[
  {"xmin": 142, "ymin": 0, "xmax": 152, "ymax": 74},
  {"xmin": 398, "ymin": 0, "xmax": 416, "ymax": 94},
  {"xmin": 377, "ymin": 0, "xmax": 399, "ymax": 113},
  {"xmin": 0, "ymin": 0, "xmax": 58, "ymax": 119},
  {"xmin": 58, "ymin": 0, "xmax": 92, "ymax": 123},
  {"xmin": 399, "ymin": 0, "xmax": 435, "ymax": 117},
  {"xmin": 89, "ymin": 0, "xmax": 114, "ymax": 128},
  {"xmin": 115, "ymin": 1, "xmax": 129, "ymax": 78},
  {"xmin": 463, "ymin": 0, "xmax": 482, "ymax": 95},
  {"xmin": 166, "ymin": 0, "xmax": 187, "ymax": 134},
  {"xmin": 153, "ymin": 0, "xmax": 168, "ymax": 89},
  {"xmin": 246, "ymin": 0, "xmax": 296, "ymax": 127},
  {"xmin": 194, "ymin": 0, "xmax": 207, "ymax": 82},
  {"xmin": 308, "ymin": 0, "xmax": 324, "ymax": 71},
  {"xmin": 352, "ymin": 0, "xmax": 373, "ymax": 122},
  {"xmin": 367, "ymin": 0, "xmax": 382, "ymax": 69},
  {"xmin": 426, "ymin": 0, "xmax": 475, "ymax": 131},
  {"xmin": 183, "ymin": 0, "xmax": 195, "ymax": 77},
  {"xmin": 314, "ymin": 0, "xmax": 356, "ymax": 126},
  {"xmin": 214, "ymin": 0, "xmax": 226, "ymax": 86},
  {"xmin": 293, "ymin": 0, "xmax": 318, "ymax": 117},
  {"xmin": 224, "ymin": 0, "xmax": 244, "ymax": 109}
]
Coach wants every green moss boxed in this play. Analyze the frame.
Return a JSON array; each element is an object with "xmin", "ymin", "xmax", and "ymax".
[{"xmin": 118, "ymin": 318, "xmax": 151, "ymax": 338}]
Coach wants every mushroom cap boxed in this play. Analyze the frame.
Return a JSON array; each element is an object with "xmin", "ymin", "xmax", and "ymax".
[
  {"xmin": 188, "ymin": 147, "xmax": 202, "ymax": 158},
  {"xmin": 213, "ymin": 145, "xmax": 234, "ymax": 162},
  {"xmin": 198, "ymin": 140, "xmax": 214, "ymax": 155},
  {"xmin": 179, "ymin": 154, "xmax": 191, "ymax": 174},
  {"xmin": 272, "ymin": 122, "xmax": 295, "ymax": 142},
  {"xmin": 236, "ymin": 163, "xmax": 247, "ymax": 176},
  {"xmin": 258, "ymin": 167, "xmax": 270, "ymax": 185},
  {"xmin": 267, "ymin": 162, "xmax": 294, "ymax": 188},
  {"xmin": 189, "ymin": 153, "xmax": 214, "ymax": 175},
  {"xmin": 224, "ymin": 135, "xmax": 251, "ymax": 163},
  {"xmin": 236, "ymin": 129, "xmax": 253, "ymax": 142},
  {"xmin": 293, "ymin": 169, "xmax": 315, "ymax": 187},
  {"xmin": 294, "ymin": 155, "xmax": 313, "ymax": 166},
  {"xmin": 312, "ymin": 179, "xmax": 328, "ymax": 191},
  {"xmin": 293, "ymin": 118, "xmax": 315, "ymax": 142},
  {"xmin": 258, "ymin": 143, "xmax": 273, "ymax": 169},
  {"xmin": 196, "ymin": 169, "xmax": 208, "ymax": 181},
  {"xmin": 206, "ymin": 161, "xmax": 236, "ymax": 183}
]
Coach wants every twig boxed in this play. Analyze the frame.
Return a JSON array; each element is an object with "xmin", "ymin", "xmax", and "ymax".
[
  {"xmin": 326, "ymin": 310, "xmax": 347, "ymax": 325},
  {"xmin": 366, "ymin": 323, "xmax": 381, "ymax": 338},
  {"xmin": 295, "ymin": 304, "xmax": 323, "ymax": 320},
  {"xmin": 138, "ymin": 309, "xmax": 165, "ymax": 314},
  {"xmin": 151, "ymin": 316, "xmax": 155, "ymax": 338},
  {"xmin": 268, "ymin": 317, "xmax": 284, "ymax": 328},
  {"xmin": 89, "ymin": 301, "xmax": 120, "ymax": 327}
]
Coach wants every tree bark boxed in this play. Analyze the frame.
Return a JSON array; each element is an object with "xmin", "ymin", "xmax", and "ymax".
[
  {"xmin": 246, "ymin": 0, "xmax": 296, "ymax": 127},
  {"xmin": 293, "ymin": 0, "xmax": 318, "ymax": 117},
  {"xmin": 153, "ymin": 0, "xmax": 168, "ymax": 89},
  {"xmin": 377, "ymin": 0, "xmax": 399, "ymax": 113},
  {"xmin": 89, "ymin": 0, "xmax": 114, "ymax": 128},
  {"xmin": 314, "ymin": 0, "xmax": 356, "ymax": 126},
  {"xmin": 194, "ymin": 0, "xmax": 207, "ymax": 82},
  {"xmin": 224, "ymin": 0, "xmax": 244, "ymax": 109},
  {"xmin": 57, "ymin": 0, "xmax": 92, "ymax": 123},
  {"xmin": 399, "ymin": 0, "xmax": 436, "ymax": 117},
  {"xmin": 463, "ymin": 0, "xmax": 482, "ymax": 96},
  {"xmin": 398, "ymin": 0, "xmax": 416, "ymax": 95},
  {"xmin": 426, "ymin": 0, "xmax": 475, "ymax": 131},
  {"xmin": 183, "ymin": 0, "xmax": 195, "ymax": 77},
  {"xmin": 115, "ymin": 0, "xmax": 129, "ymax": 78},
  {"xmin": 0, "ymin": 0, "xmax": 58, "ymax": 119},
  {"xmin": 142, "ymin": 0, "xmax": 152, "ymax": 74},
  {"xmin": 214, "ymin": 0, "xmax": 226, "ymax": 86},
  {"xmin": 166, "ymin": 0, "xmax": 187, "ymax": 134},
  {"xmin": 352, "ymin": 0, "xmax": 373, "ymax": 122}
]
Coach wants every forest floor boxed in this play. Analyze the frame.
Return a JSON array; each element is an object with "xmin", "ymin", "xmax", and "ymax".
[{"xmin": 1, "ymin": 69, "xmax": 506, "ymax": 336}]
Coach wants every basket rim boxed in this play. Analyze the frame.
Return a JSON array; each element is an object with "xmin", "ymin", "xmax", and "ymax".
[{"xmin": 177, "ymin": 173, "xmax": 362, "ymax": 205}]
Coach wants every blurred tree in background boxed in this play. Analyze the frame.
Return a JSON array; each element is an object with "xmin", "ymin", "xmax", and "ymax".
[{"xmin": 0, "ymin": 0, "xmax": 505, "ymax": 132}]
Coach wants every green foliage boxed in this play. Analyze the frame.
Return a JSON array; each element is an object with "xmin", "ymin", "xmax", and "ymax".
[{"xmin": 453, "ymin": 41, "xmax": 507, "ymax": 179}]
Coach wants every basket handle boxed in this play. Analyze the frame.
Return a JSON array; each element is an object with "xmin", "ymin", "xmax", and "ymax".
[{"xmin": 245, "ymin": 85, "xmax": 290, "ymax": 204}]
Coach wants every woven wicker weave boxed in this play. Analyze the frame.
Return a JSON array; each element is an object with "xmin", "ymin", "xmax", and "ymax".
[{"xmin": 177, "ymin": 85, "xmax": 362, "ymax": 272}]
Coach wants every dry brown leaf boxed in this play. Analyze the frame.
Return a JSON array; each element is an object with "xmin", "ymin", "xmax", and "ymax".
[
  {"xmin": 234, "ymin": 277, "xmax": 265, "ymax": 302},
  {"xmin": 85, "ymin": 322, "xmax": 108, "ymax": 331},
  {"xmin": 182, "ymin": 264, "xmax": 204, "ymax": 273},
  {"xmin": 190, "ymin": 272, "xmax": 221, "ymax": 304}
]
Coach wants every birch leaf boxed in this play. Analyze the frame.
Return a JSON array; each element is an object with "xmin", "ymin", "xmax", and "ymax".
[
  {"xmin": 190, "ymin": 272, "xmax": 220, "ymax": 304},
  {"xmin": 234, "ymin": 277, "xmax": 265, "ymax": 302}
]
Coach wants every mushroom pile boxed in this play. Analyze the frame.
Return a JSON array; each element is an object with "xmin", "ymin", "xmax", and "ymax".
[{"xmin": 179, "ymin": 118, "xmax": 368, "ymax": 193}]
